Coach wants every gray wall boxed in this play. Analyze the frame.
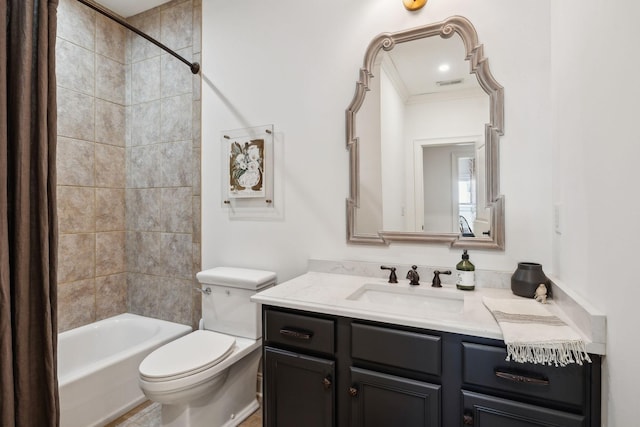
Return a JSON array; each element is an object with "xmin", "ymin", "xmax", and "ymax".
[{"xmin": 56, "ymin": 0, "xmax": 201, "ymax": 331}]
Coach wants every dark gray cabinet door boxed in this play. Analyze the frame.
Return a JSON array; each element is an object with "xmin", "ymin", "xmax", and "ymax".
[
  {"xmin": 264, "ymin": 347, "xmax": 335, "ymax": 427},
  {"xmin": 462, "ymin": 390, "xmax": 585, "ymax": 427},
  {"xmin": 350, "ymin": 367, "xmax": 441, "ymax": 427}
]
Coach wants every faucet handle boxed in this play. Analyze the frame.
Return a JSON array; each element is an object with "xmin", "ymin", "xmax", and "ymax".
[
  {"xmin": 380, "ymin": 265, "xmax": 398, "ymax": 283},
  {"xmin": 432, "ymin": 270, "xmax": 452, "ymax": 288}
]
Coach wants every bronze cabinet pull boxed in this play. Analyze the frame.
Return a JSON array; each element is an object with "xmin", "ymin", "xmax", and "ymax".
[
  {"xmin": 348, "ymin": 386, "xmax": 358, "ymax": 397},
  {"xmin": 463, "ymin": 410, "xmax": 474, "ymax": 425},
  {"xmin": 495, "ymin": 370, "xmax": 550, "ymax": 386},
  {"xmin": 279, "ymin": 328, "xmax": 313, "ymax": 340}
]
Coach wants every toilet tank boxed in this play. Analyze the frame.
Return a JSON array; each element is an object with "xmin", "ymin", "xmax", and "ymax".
[{"xmin": 196, "ymin": 267, "xmax": 276, "ymax": 340}]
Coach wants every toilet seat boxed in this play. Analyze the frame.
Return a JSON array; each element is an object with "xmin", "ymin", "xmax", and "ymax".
[{"xmin": 139, "ymin": 330, "xmax": 235, "ymax": 382}]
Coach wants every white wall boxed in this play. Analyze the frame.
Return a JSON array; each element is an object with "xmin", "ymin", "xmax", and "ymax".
[
  {"xmin": 201, "ymin": 0, "xmax": 552, "ymax": 283},
  {"xmin": 201, "ymin": 1, "xmax": 640, "ymax": 423},
  {"xmin": 551, "ymin": 1, "xmax": 640, "ymax": 425}
]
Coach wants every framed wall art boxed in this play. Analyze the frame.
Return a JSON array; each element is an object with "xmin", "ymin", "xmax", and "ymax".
[{"xmin": 220, "ymin": 124, "xmax": 281, "ymax": 219}]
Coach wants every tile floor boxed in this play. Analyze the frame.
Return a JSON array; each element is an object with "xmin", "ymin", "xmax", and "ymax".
[{"xmin": 105, "ymin": 401, "xmax": 262, "ymax": 427}]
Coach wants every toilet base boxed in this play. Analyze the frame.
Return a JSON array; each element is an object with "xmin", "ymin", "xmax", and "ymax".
[{"xmin": 158, "ymin": 347, "xmax": 262, "ymax": 427}]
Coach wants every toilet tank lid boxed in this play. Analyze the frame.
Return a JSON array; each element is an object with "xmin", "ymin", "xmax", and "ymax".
[{"xmin": 196, "ymin": 267, "xmax": 276, "ymax": 289}]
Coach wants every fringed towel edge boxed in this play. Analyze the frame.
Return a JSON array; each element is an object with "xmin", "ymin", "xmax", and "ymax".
[{"xmin": 505, "ymin": 340, "xmax": 592, "ymax": 367}]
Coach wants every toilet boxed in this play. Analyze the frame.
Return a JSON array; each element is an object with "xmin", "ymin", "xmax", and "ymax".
[{"xmin": 138, "ymin": 267, "xmax": 276, "ymax": 427}]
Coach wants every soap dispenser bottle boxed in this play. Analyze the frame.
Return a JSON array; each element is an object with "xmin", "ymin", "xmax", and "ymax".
[{"xmin": 456, "ymin": 249, "xmax": 475, "ymax": 291}]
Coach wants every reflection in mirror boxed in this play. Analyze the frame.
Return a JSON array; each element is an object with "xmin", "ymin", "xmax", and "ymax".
[{"xmin": 346, "ymin": 16, "xmax": 504, "ymax": 249}]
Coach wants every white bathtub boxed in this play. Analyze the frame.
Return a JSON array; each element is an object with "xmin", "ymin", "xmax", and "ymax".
[{"xmin": 58, "ymin": 313, "xmax": 192, "ymax": 427}]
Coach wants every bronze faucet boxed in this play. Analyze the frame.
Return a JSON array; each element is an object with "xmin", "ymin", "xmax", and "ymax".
[{"xmin": 406, "ymin": 265, "xmax": 420, "ymax": 286}]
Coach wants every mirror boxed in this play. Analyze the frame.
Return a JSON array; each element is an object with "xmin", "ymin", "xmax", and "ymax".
[{"xmin": 346, "ymin": 16, "xmax": 504, "ymax": 249}]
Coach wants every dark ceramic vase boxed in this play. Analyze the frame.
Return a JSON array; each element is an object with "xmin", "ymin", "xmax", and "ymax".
[{"xmin": 511, "ymin": 262, "xmax": 551, "ymax": 298}]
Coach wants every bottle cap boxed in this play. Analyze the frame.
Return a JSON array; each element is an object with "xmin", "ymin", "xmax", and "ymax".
[{"xmin": 462, "ymin": 249, "xmax": 469, "ymax": 260}]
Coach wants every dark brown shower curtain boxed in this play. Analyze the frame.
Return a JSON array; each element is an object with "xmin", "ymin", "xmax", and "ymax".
[{"xmin": 1, "ymin": 0, "xmax": 60, "ymax": 426}]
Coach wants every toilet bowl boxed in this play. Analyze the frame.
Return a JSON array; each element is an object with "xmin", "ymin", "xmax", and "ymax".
[{"xmin": 138, "ymin": 267, "xmax": 276, "ymax": 427}]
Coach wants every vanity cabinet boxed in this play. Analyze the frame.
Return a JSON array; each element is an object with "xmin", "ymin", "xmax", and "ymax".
[
  {"xmin": 263, "ymin": 309, "xmax": 336, "ymax": 427},
  {"xmin": 262, "ymin": 306, "xmax": 601, "ymax": 427},
  {"xmin": 264, "ymin": 347, "xmax": 335, "ymax": 427}
]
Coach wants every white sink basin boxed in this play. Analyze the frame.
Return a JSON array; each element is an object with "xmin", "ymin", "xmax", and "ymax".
[{"xmin": 346, "ymin": 283, "xmax": 464, "ymax": 314}]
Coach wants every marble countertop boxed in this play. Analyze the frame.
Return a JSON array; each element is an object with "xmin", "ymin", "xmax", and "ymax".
[{"xmin": 252, "ymin": 270, "xmax": 606, "ymax": 355}]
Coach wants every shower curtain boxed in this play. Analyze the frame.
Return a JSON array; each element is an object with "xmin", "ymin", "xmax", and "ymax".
[{"xmin": 0, "ymin": 0, "xmax": 60, "ymax": 426}]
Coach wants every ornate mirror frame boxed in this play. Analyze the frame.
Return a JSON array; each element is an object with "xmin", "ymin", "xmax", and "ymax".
[{"xmin": 346, "ymin": 16, "xmax": 505, "ymax": 249}]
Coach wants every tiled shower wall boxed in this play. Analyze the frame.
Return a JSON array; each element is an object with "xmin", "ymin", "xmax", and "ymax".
[
  {"xmin": 56, "ymin": 0, "xmax": 128, "ymax": 330},
  {"xmin": 125, "ymin": 0, "xmax": 202, "ymax": 328},
  {"xmin": 56, "ymin": 0, "xmax": 201, "ymax": 331}
]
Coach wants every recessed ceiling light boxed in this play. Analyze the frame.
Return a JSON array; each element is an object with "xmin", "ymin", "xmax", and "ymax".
[{"xmin": 439, "ymin": 64, "xmax": 450, "ymax": 72}]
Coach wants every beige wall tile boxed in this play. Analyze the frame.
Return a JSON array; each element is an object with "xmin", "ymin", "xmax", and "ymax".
[
  {"xmin": 96, "ymin": 14, "xmax": 126, "ymax": 63},
  {"xmin": 95, "ymin": 99, "xmax": 126, "ymax": 146},
  {"xmin": 131, "ymin": 57, "xmax": 161, "ymax": 104},
  {"xmin": 96, "ymin": 188, "xmax": 125, "ymax": 231},
  {"xmin": 96, "ymin": 56, "xmax": 126, "ymax": 105},
  {"xmin": 95, "ymin": 143, "xmax": 126, "ymax": 187},
  {"xmin": 128, "ymin": 145, "xmax": 161, "ymax": 188},
  {"xmin": 192, "ymin": 147, "xmax": 201, "ymax": 195},
  {"xmin": 192, "ymin": 2, "xmax": 201, "ymax": 55},
  {"xmin": 157, "ymin": 277, "xmax": 192, "ymax": 325},
  {"xmin": 129, "ymin": 12, "xmax": 161, "ymax": 62},
  {"xmin": 161, "ymin": 49, "xmax": 193, "ymax": 98},
  {"xmin": 56, "ymin": 39, "xmax": 95, "ymax": 96},
  {"xmin": 161, "ymin": 94, "xmax": 192, "ymax": 142},
  {"xmin": 57, "ymin": 0, "xmax": 95, "ymax": 50},
  {"xmin": 57, "ymin": 278, "xmax": 96, "ymax": 332},
  {"xmin": 192, "ymin": 195, "xmax": 201, "ymax": 243},
  {"xmin": 130, "ymin": 100, "xmax": 161, "ymax": 146},
  {"xmin": 160, "ymin": 232, "xmax": 192, "ymax": 279},
  {"xmin": 161, "ymin": 141, "xmax": 192, "ymax": 186},
  {"xmin": 192, "ymin": 242, "xmax": 201, "ymax": 278},
  {"xmin": 161, "ymin": 187, "xmax": 192, "ymax": 233},
  {"xmin": 96, "ymin": 273, "xmax": 128, "ymax": 320},
  {"xmin": 191, "ymin": 287, "xmax": 201, "ymax": 330},
  {"xmin": 96, "ymin": 232, "xmax": 126, "ymax": 276},
  {"xmin": 126, "ymin": 232, "xmax": 162, "ymax": 275},
  {"xmin": 57, "ymin": 87, "xmax": 95, "ymax": 141},
  {"xmin": 126, "ymin": 188, "xmax": 161, "ymax": 231},
  {"xmin": 127, "ymin": 272, "xmax": 158, "ymax": 318},
  {"xmin": 58, "ymin": 233, "xmax": 95, "ymax": 284},
  {"xmin": 160, "ymin": 1, "xmax": 193, "ymax": 51},
  {"xmin": 57, "ymin": 186, "xmax": 95, "ymax": 233},
  {"xmin": 192, "ymin": 98, "xmax": 201, "ymax": 144},
  {"xmin": 57, "ymin": 137, "xmax": 94, "ymax": 186}
]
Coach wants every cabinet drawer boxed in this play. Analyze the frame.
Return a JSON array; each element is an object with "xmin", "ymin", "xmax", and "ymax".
[
  {"xmin": 462, "ymin": 390, "xmax": 585, "ymax": 427},
  {"xmin": 462, "ymin": 342, "xmax": 585, "ymax": 407},
  {"xmin": 265, "ymin": 309, "xmax": 335, "ymax": 355},
  {"xmin": 351, "ymin": 323, "xmax": 441, "ymax": 376}
]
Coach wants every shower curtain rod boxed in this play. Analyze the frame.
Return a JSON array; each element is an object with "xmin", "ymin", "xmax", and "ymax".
[{"xmin": 74, "ymin": 0, "xmax": 200, "ymax": 74}]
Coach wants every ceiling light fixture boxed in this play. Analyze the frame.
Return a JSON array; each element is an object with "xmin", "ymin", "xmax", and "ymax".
[
  {"xmin": 439, "ymin": 64, "xmax": 450, "ymax": 72},
  {"xmin": 403, "ymin": 0, "xmax": 427, "ymax": 11}
]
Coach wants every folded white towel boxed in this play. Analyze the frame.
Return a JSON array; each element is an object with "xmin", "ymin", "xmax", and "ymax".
[{"xmin": 483, "ymin": 297, "xmax": 591, "ymax": 367}]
